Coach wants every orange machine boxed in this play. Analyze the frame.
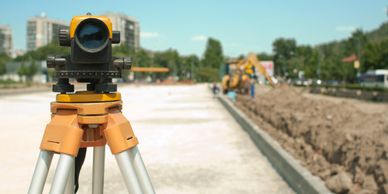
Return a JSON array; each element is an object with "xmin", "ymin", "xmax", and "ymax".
[
  {"xmin": 29, "ymin": 14, "xmax": 155, "ymax": 194},
  {"xmin": 131, "ymin": 67, "xmax": 170, "ymax": 73},
  {"xmin": 222, "ymin": 53, "xmax": 274, "ymax": 94},
  {"xmin": 40, "ymin": 92, "xmax": 138, "ymax": 156}
]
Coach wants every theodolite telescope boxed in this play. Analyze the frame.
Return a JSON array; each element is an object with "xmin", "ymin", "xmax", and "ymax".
[{"xmin": 47, "ymin": 12, "xmax": 131, "ymax": 93}]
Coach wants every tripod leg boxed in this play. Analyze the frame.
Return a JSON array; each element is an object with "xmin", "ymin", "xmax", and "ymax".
[
  {"xmin": 49, "ymin": 154, "xmax": 74, "ymax": 194},
  {"xmin": 28, "ymin": 151, "xmax": 54, "ymax": 194},
  {"xmin": 75, "ymin": 148, "xmax": 87, "ymax": 193},
  {"xmin": 92, "ymin": 146, "xmax": 105, "ymax": 194},
  {"xmin": 115, "ymin": 151, "xmax": 142, "ymax": 194},
  {"xmin": 129, "ymin": 146, "xmax": 155, "ymax": 194},
  {"xmin": 64, "ymin": 160, "xmax": 75, "ymax": 194}
]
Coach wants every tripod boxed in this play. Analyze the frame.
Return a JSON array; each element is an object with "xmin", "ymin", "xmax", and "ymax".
[{"xmin": 28, "ymin": 92, "xmax": 155, "ymax": 194}]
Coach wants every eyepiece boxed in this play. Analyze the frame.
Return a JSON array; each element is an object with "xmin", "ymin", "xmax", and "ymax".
[{"xmin": 75, "ymin": 19, "xmax": 109, "ymax": 53}]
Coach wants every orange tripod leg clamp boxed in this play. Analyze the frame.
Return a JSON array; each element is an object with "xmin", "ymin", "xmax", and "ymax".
[
  {"xmin": 104, "ymin": 110, "xmax": 138, "ymax": 154},
  {"xmin": 40, "ymin": 110, "xmax": 83, "ymax": 157}
]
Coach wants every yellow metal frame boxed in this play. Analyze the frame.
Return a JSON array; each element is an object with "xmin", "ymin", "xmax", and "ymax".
[
  {"xmin": 131, "ymin": 67, "xmax": 170, "ymax": 73},
  {"xmin": 240, "ymin": 53, "xmax": 275, "ymax": 86},
  {"xmin": 56, "ymin": 92, "xmax": 121, "ymax": 103},
  {"xmin": 69, "ymin": 15, "xmax": 113, "ymax": 39}
]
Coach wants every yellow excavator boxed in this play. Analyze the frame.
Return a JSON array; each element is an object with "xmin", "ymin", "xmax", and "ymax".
[{"xmin": 221, "ymin": 53, "xmax": 274, "ymax": 94}]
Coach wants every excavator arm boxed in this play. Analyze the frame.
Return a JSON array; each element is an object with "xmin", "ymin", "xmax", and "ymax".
[{"xmin": 244, "ymin": 53, "xmax": 275, "ymax": 87}]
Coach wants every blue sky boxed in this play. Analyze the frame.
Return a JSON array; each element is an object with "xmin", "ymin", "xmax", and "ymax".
[{"xmin": 0, "ymin": 0, "xmax": 387, "ymax": 57}]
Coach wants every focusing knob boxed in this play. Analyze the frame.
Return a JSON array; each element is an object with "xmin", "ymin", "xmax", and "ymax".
[
  {"xmin": 123, "ymin": 57, "xmax": 131, "ymax": 70},
  {"xmin": 59, "ymin": 28, "xmax": 70, "ymax": 46},
  {"xmin": 46, "ymin": 56, "xmax": 67, "ymax": 68},
  {"xmin": 46, "ymin": 56, "xmax": 55, "ymax": 68},
  {"xmin": 113, "ymin": 57, "xmax": 131, "ymax": 70}
]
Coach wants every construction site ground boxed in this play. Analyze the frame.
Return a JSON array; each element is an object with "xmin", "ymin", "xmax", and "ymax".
[
  {"xmin": 0, "ymin": 84, "xmax": 293, "ymax": 194},
  {"xmin": 236, "ymin": 85, "xmax": 388, "ymax": 194}
]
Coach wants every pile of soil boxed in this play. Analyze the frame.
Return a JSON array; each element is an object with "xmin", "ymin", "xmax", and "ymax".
[{"xmin": 236, "ymin": 85, "xmax": 388, "ymax": 194}]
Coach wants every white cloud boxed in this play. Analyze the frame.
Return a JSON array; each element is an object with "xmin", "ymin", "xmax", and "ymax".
[
  {"xmin": 335, "ymin": 26, "xmax": 356, "ymax": 32},
  {"xmin": 141, "ymin": 32, "xmax": 160, "ymax": 38},
  {"xmin": 191, "ymin": 35, "xmax": 208, "ymax": 41}
]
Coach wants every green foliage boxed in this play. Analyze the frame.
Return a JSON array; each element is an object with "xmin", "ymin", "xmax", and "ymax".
[
  {"xmin": 0, "ymin": 53, "xmax": 10, "ymax": 75},
  {"xmin": 181, "ymin": 55, "xmax": 200, "ymax": 80},
  {"xmin": 15, "ymin": 42, "xmax": 69, "ymax": 62},
  {"xmin": 202, "ymin": 38, "xmax": 224, "ymax": 69},
  {"xmin": 364, "ymin": 39, "xmax": 388, "ymax": 71},
  {"xmin": 17, "ymin": 62, "xmax": 38, "ymax": 82},
  {"xmin": 272, "ymin": 22, "xmax": 388, "ymax": 83},
  {"xmin": 9, "ymin": 36, "xmax": 225, "ymax": 83},
  {"xmin": 199, "ymin": 38, "xmax": 224, "ymax": 82},
  {"xmin": 367, "ymin": 22, "xmax": 388, "ymax": 43},
  {"xmin": 112, "ymin": 44, "xmax": 134, "ymax": 57},
  {"xmin": 110, "ymin": 43, "xmax": 222, "ymax": 82},
  {"xmin": 257, "ymin": 52, "xmax": 273, "ymax": 61},
  {"xmin": 195, "ymin": 67, "xmax": 219, "ymax": 82},
  {"xmin": 0, "ymin": 79, "xmax": 25, "ymax": 89},
  {"xmin": 272, "ymin": 38, "xmax": 297, "ymax": 76}
]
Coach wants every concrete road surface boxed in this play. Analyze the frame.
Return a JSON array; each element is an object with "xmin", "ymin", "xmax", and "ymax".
[{"xmin": 0, "ymin": 84, "xmax": 293, "ymax": 194}]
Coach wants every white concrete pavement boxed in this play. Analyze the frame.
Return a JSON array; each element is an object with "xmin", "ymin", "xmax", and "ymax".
[{"xmin": 0, "ymin": 84, "xmax": 293, "ymax": 194}]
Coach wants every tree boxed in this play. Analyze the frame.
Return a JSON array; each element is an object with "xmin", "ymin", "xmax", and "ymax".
[
  {"xmin": 17, "ymin": 62, "xmax": 38, "ymax": 83},
  {"xmin": 15, "ymin": 42, "xmax": 69, "ymax": 62},
  {"xmin": 0, "ymin": 53, "xmax": 10, "ymax": 75},
  {"xmin": 153, "ymin": 49, "xmax": 181, "ymax": 79},
  {"xmin": 195, "ymin": 67, "xmax": 220, "ymax": 82},
  {"xmin": 181, "ymin": 55, "xmax": 200, "ymax": 80},
  {"xmin": 200, "ymin": 38, "xmax": 224, "ymax": 82},
  {"xmin": 257, "ymin": 52, "xmax": 273, "ymax": 61},
  {"xmin": 272, "ymin": 38, "xmax": 297, "ymax": 77},
  {"xmin": 135, "ymin": 49, "xmax": 153, "ymax": 67},
  {"xmin": 202, "ymin": 38, "xmax": 224, "ymax": 69},
  {"xmin": 364, "ymin": 39, "xmax": 388, "ymax": 70}
]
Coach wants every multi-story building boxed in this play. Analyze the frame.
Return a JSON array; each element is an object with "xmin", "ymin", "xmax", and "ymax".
[
  {"xmin": 0, "ymin": 25, "xmax": 12, "ymax": 56},
  {"xmin": 26, "ymin": 14, "xmax": 68, "ymax": 51},
  {"xmin": 103, "ymin": 12, "xmax": 140, "ymax": 50}
]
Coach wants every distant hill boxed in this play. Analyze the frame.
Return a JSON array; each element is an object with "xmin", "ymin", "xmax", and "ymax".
[
  {"xmin": 277, "ymin": 21, "xmax": 388, "ymax": 82},
  {"xmin": 366, "ymin": 22, "xmax": 388, "ymax": 43}
]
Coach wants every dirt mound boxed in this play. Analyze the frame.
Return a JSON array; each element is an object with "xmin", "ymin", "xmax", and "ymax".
[{"xmin": 236, "ymin": 85, "xmax": 388, "ymax": 194}]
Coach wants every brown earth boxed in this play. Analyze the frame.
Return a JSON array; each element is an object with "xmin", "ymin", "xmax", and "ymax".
[{"xmin": 235, "ymin": 85, "xmax": 388, "ymax": 194}]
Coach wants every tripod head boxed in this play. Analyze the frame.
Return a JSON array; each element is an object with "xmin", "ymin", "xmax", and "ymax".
[{"xmin": 47, "ymin": 13, "xmax": 131, "ymax": 93}]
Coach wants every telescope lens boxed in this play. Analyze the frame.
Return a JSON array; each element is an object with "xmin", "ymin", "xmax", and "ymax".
[{"xmin": 76, "ymin": 22, "xmax": 108, "ymax": 50}]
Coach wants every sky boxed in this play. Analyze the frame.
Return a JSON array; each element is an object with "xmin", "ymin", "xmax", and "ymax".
[{"xmin": 0, "ymin": 0, "xmax": 387, "ymax": 57}]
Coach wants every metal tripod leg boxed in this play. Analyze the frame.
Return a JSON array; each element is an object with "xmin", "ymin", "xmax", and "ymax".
[
  {"xmin": 28, "ymin": 150, "xmax": 54, "ymax": 194},
  {"xmin": 129, "ymin": 146, "xmax": 155, "ymax": 194},
  {"xmin": 49, "ymin": 154, "xmax": 74, "ymax": 194},
  {"xmin": 115, "ymin": 150, "xmax": 142, "ymax": 194},
  {"xmin": 64, "ymin": 159, "xmax": 75, "ymax": 194},
  {"xmin": 92, "ymin": 146, "xmax": 105, "ymax": 194}
]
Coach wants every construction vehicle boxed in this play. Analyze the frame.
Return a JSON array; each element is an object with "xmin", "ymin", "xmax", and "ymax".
[{"xmin": 221, "ymin": 53, "xmax": 274, "ymax": 94}]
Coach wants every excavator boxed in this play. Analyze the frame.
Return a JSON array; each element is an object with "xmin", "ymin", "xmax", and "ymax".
[{"xmin": 221, "ymin": 53, "xmax": 274, "ymax": 94}]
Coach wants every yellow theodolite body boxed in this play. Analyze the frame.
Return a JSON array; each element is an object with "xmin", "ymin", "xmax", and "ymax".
[{"xmin": 69, "ymin": 15, "xmax": 113, "ymax": 39}]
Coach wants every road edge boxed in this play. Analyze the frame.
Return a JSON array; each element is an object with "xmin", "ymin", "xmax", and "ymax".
[{"xmin": 218, "ymin": 95, "xmax": 332, "ymax": 194}]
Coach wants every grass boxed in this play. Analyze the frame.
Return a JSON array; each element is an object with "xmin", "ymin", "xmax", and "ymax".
[{"xmin": 0, "ymin": 79, "xmax": 29, "ymax": 89}]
